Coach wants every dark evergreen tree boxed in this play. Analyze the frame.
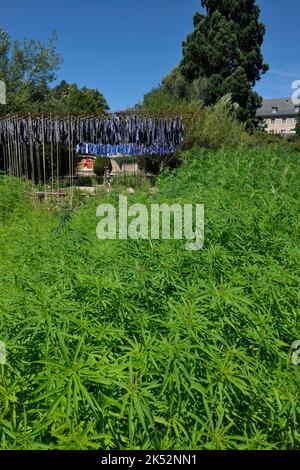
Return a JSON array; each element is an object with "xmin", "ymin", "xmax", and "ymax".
[{"xmin": 180, "ymin": 0, "xmax": 269, "ymax": 125}]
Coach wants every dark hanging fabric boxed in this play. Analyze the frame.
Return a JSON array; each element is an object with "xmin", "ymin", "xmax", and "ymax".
[{"xmin": 0, "ymin": 115, "xmax": 185, "ymax": 152}]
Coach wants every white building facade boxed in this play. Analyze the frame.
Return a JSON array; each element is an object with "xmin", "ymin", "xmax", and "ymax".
[{"xmin": 256, "ymin": 98, "xmax": 299, "ymax": 135}]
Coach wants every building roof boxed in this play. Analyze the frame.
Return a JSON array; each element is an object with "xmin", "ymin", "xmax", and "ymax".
[{"xmin": 256, "ymin": 98, "xmax": 299, "ymax": 118}]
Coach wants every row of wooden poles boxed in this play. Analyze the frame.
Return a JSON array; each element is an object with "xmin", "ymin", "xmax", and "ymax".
[
  {"xmin": 0, "ymin": 140, "xmax": 75, "ymax": 192},
  {"xmin": 0, "ymin": 114, "xmax": 81, "ymax": 194}
]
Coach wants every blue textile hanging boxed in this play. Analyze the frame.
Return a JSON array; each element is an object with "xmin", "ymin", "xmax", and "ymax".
[{"xmin": 76, "ymin": 143, "xmax": 177, "ymax": 157}]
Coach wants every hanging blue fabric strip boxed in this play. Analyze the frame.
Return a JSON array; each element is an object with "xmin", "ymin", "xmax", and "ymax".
[{"xmin": 76, "ymin": 142, "xmax": 177, "ymax": 157}]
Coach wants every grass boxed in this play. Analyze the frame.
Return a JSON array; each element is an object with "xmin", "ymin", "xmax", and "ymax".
[{"xmin": 0, "ymin": 144, "xmax": 299, "ymax": 450}]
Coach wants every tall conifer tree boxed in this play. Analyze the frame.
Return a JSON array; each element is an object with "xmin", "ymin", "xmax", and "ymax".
[{"xmin": 180, "ymin": 0, "xmax": 269, "ymax": 125}]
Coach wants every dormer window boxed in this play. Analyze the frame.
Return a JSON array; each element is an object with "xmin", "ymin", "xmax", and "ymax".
[{"xmin": 272, "ymin": 107, "xmax": 278, "ymax": 114}]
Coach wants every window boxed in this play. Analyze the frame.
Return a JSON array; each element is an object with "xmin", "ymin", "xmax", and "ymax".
[
  {"xmin": 282, "ymin": 117, "xmax": 287, "ymax": 123},
  {"xmin": 294, "ymin": 117, "xmax": 299, "ymax": 123},
  {"xmin": 271, "ymin": 118, "xmax": 275, "ymax": 123},
  {"xmin": 272, "ymin": 107, "xmax": 278, "ymax": 114},
  {"xmin": 270, "ymin": 130, "xmax": 275, "ymax": 134},
  {"xmin": 295, "ymin": 106, "xmax": 300, "ymax": 113},
  {"xmin": 280, "ymin": 130, "xmax": 286, "ymax": 135}
]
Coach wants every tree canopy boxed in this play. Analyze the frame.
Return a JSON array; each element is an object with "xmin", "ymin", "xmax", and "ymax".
[
  {"xmin": 179, "ymin": 0, "xmax": 269, "ymax": 125},
  {"xmin": 0, "ymin": 30, "xmax": 109, "ymax": 114},
  {"xmin": 47, "ymin": 80, "xmax": 109, "ymax": 114}
]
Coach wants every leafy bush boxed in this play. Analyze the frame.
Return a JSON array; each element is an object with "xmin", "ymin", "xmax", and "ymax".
[
  {"xmin": 187, "ymin": 98, "xmax": 251, "ymax": 149},
  {"xmin": 75, "ymin": 176, "xmax": 94, "ymax": 187},
  {"xmin": 94, "ymin": 157, "xmax": 112, "ymax": 176},
  {"xmin": 248, "ymin": 129, "xmax": 287, "ymax": 147},
  {"xmin": 286, "ymin": 135, "xmax": 300, "ymax": 152},
  {"xmin": 141, "ymin": 87, "xmax": 190, "ymax": 114},
  {"xmin": 112, "ymin": 172, "xmax": 149, "ymax": 190}
]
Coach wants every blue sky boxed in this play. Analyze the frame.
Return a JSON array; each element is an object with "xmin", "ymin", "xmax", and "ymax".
[{"xmin": 1, "ymin": 0, "xmax": 300, "ymax": 110}]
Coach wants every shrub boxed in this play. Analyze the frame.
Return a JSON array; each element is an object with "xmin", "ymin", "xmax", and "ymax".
[
  {"xmin": 141, "ymin": 87, "xmax": 191, "ymax": 114},
  {"xmin": 94, "ymin": 157, "xmax": 112, "ymax": 176},
  {"xmin": 187, "ymin": 98, "xmax": 251, "ymax": 149},
  {"xmin": 248, "ymin": 129, "xmax": 287, "ymax": 147},
  {"xmin": 75, "ymin": 176, "xmax": 94, "ymax": 187},
  {"xmin": 112, "ymin": 171, "xmax": 149, "ymax": 190},
  {"xmin": 286, "ymin": 135, "xmax": 300, "ymax": 152}
]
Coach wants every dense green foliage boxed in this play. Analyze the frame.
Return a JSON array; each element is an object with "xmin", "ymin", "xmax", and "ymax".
[
  {"xmin": 142, "ymin": 80, "xmax": 190, "ymax": 114},
  {"xmin": 180, "ymin": 0, "xmax": 269, "ymax": 125},
  {"xmin": 185, "ymin": 98, "xmax": 251, "ymax": 149},
  {"xmin": 143, "ymin": 0, "xmax": 269, "ymax": 127},
  {"xmin": 45, "ymin": 80, "xmax": 109, "ymax": 115},
  {"xmin": 0, "ymin": 30, "xmax": 109, "ymax": 114},
  {"xmin": 0, "ymin": 145, "xmax": 299, "ymax": 450},
  {"xmin": 94, "ymin": 157, "xmax": 112, "ymax": 176}
]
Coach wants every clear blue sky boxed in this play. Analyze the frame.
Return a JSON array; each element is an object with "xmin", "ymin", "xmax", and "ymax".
[{"xmin": 1, "ymin": 0, "xmax": 300, "ymax": 110}]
